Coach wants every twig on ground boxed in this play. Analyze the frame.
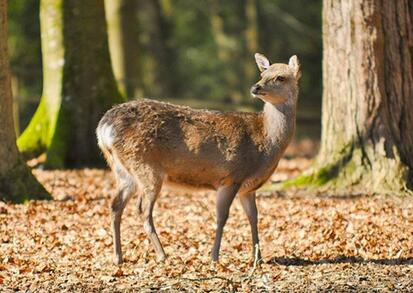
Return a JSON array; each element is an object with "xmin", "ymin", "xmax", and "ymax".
[
  {"xmin": 181, "ymin": 275, "xmax": 232, "ymax": 283},
  {"xmin": 249, "ymin": 244, "xmax": 261, "ymax": 278},
  {"xmin": 241, "ymin": 244, "xmax": 262, "ymax": 283}
]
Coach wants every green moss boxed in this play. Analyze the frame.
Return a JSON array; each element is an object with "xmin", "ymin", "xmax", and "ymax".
[
  {"xmin": 282, "ymin": 173, "xmax": 313, "ymax": 189},
  {"xmin": 16, "ymin": 92, "xmax": 67, "ymax": 168},
  {"xmin": 314, "ymin": 166, "xmax": 334, "ymax": 185},
  {"xmin": 16, "ymin": 93, "xmax": 68, "ymax": 168},
  {"xmin": 43, "ymin": 100, "xmax": 69, "ymax": 169},
  {"xmin": 17, "ymin": 97, "xmax": 50, "ymax": 157},
  {"xmin": 282, "ymin": 164, "xmax": 336, "ymax": 189}
]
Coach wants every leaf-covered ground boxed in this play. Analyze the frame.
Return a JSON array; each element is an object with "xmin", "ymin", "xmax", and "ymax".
[{"xmin": 1, "ymin": 151, "xmax": 413, "ymax": 291}]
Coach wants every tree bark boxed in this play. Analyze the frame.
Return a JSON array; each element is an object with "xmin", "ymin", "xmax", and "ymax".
[
  {"xmin": 244, "ymin": 0, "xmax": 259, "ymax": 98},
  {"xmin": 288, "ymin": 0, "xmax": 413, "ymax": 194},
  {"xmin": 209, "ymin": 0, "xmax": 245, "ymax": 104},
  {"xmin": 17, "ymin": 0, "xmax": 123, "ymax": 168},
  {"xmin": 105, "ymin": 0, "xmax": 143, "ymax": 98},
  {"xmin": 0, "ymin": 0, "xmax": 49, "ymax": 202},
  {"xmin": 147, "ymin": 0, "xmax": 179, "ymax": 98}
]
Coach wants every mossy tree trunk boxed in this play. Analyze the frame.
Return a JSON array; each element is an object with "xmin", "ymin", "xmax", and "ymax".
[
  {"xmin": 288, "ymin": 0, "xmax": 413, "ymax": 194},
  {"xmin": 0, "ymin": 0, "xmax": 49, "ymax": 202},
  {"xmin": 17, "ymin": 0, "xmax": 123, "ymax": 168},
  {"xmin": 105, "ymin": 0, "xmax": 143, "ymax": 98}
]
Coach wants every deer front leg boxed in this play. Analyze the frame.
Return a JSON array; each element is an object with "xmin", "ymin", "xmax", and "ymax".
[
  {"xmin": 239, "ymin": 192, "xmax": 261, "ymax": 262},
  {"xmin": 211, "ymin": 184, "xmax": 240, "ymax": 262}
]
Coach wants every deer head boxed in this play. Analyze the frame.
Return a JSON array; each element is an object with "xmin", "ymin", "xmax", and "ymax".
[{"xmin": 251, "ymin": 54, "xmax": 301, "ymax": 105}]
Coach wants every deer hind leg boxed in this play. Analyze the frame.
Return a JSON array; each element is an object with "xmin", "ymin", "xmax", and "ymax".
[
  {"xmin": 211, "ymin": 184, "xmax": 240, "ymax": 262},
  {"xmin": 110, "ymin": 159, "xmax": 137, "ymax": 265},
  {"xmin": 134, "ymin": 165, "xmax": 166, "ymax": 262},
  {"xmin": 239, "ymin": 192, "xmax": 261, "ymax": 262}
]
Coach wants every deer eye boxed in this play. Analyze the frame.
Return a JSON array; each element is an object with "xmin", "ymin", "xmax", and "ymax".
[{"xmin": 276, "ymin": 76, "xmax": 286, "ymax": 82}]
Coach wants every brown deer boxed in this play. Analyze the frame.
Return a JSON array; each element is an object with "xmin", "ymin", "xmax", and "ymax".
[{"xmin": 97, "ymin": 54, "xmax": 300, "ymax": 264}]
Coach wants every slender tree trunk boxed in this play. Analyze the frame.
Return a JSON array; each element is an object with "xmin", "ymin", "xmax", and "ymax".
[
  {"xmin": 288, "ymin": 0, "xmax": 413, "ymax": 194},
  {"xmin": 256, "ymin": 0, "xmax": 271, "ymax": 56},
  {"xmin": 0, "ymin": 0, "xmax": 49, "ymax": 202},
  {"xmin": 105, "ymin": 0, "xmax": 143, "ymax": 98},
  {"xmin": 17, "ymin": 0, "xmax": 123, "ymax": 168},
  {"xmin": 244, "ymin": 0, "xmax": 259, "ymax": 98},
  {"xmin": 147, "ymin": 0, "xmax": 179, "ymax": 98},
  {"xmin": 210, "ymin": 0, "xmax": 244, "ymax": 104}
]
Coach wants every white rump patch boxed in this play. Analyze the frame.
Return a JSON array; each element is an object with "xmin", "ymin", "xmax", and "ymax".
[{"xmin": 97, "ymin": 123, "xmax": 115, "ymax": 148}]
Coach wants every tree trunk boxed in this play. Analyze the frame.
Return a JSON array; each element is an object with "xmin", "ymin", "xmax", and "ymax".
[
  {"xmin": 105, "ymin": 0, "xmax": 143, "ymax": 98},
  {"xmin": 209, "ymin": 0, "xmax": 245, "ymax": 104},
  {"xmin": 244, "ymin": 0, "xmax": 259, "ymax": 99},
  {"xmin": 288, "ymin": 0, "xmax": 413, "ymax": 194},
  {"xmin": 147, "ymin": 0, "xmax": 179, "ymax": 98},
  {"xmin": 17, "ymin": 0, "xmax": 123, "ymax": 168},
  {"xmin": 0, "ymin": 0, "xmax": 49, "ymax": 202}
]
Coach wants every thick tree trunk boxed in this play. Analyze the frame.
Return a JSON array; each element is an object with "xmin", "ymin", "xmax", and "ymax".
[
  {"xmin": 0, "ymin": 0, "xmax": 49, "ymax": 202},
  {"xmin": 105, "ymin": 0, "xmax": 143, "ymax": 98},
  {"xmin": 288, "ymin": 0, "xmax": 413, "ymax": 194},
  {"xmin": 17, "ymin": 0, "xmax": 123, "ymax": 168}
]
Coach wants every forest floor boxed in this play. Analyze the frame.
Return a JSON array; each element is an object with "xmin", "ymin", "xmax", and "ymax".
[{"xmin": 1, "ymin": 140, "xmax": 413, "ymax": 292}]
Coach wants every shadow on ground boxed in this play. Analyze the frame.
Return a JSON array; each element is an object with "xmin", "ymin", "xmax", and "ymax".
[{"xmin": 269, "ymin": 256, "xmax": 413, "ymax": 266}]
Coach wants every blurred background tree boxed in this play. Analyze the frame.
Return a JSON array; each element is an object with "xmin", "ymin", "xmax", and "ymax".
[
  {"xmin": 8, "ymin": 0, "xmax": 322, "ymax": 167},
  {"xmin": 105, "ymin": 0, "xmax": 143, "ymax": 98}
]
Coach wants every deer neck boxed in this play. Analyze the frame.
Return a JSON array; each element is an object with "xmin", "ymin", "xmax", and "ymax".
[{"xmin": 262, "ymin": 101, "xmax": 296, "ymax": 153}]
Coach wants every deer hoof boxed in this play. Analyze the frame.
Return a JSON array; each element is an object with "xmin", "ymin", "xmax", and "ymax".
[
  {"xmin": 157, "ymin": 254, "xmax": 167, "ymax": 263},
  {"xmin": 113, "ymin": 256, "xmax": 123, "ymax": 265}
]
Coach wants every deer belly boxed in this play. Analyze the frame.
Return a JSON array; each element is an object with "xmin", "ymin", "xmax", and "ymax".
[
  {"xmin": 163, "ymin": 175, "xmax": 216, "ymax": 192},
  {"xmin": 162, "ymin": 161, "xmax": 234, "ymax": 191}
]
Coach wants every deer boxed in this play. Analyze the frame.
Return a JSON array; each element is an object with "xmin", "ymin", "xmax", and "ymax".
[{"xmin": 96, "ymin": 53, "xmax": 301, "ymax": 265}]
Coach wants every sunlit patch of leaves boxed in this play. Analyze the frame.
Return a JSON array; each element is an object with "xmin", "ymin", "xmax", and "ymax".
[{"xmin": 1, "ymin": 156, "xmax": 413, "ymax": 291}]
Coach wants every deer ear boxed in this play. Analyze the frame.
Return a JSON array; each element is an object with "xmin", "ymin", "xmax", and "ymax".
[
  {"xmin": 255, "ymin": 53, "xmax": 270, "ymax": 72},
  {"xmin": 288, "ymin": 55, "xmax": 301, "ymax": 80}
]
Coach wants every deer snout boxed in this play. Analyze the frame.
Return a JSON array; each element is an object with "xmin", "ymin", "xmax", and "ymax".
[{"xmin": 251, "ymin": 84, "xmax": 262, "ymax": 95}]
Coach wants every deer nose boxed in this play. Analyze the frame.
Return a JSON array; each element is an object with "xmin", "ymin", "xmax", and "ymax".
[{"xmin": 251, "ymin": 84, "xmax": 262, "ymax": 95}]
